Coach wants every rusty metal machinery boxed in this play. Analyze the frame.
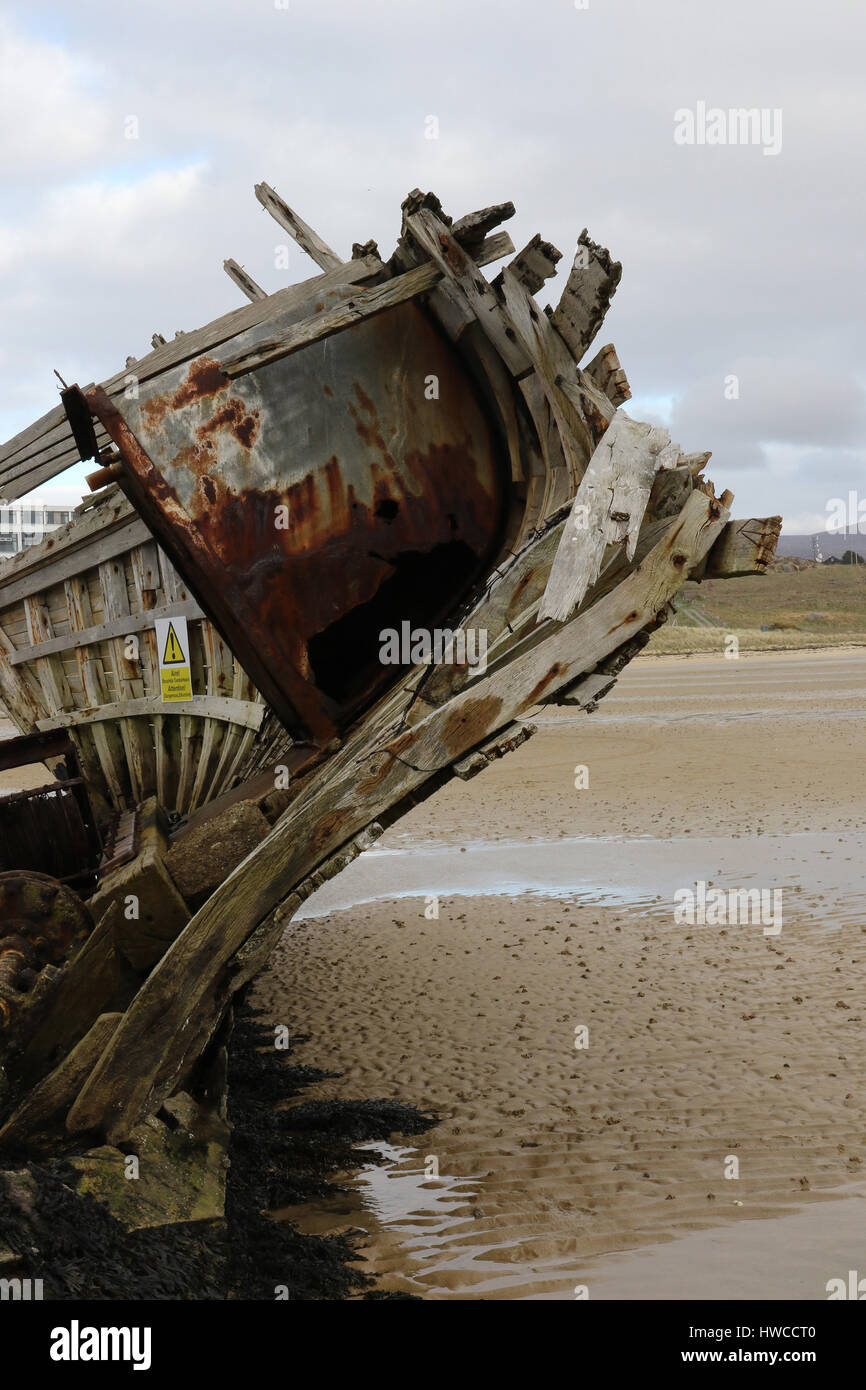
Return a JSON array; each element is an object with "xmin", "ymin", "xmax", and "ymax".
[{"xmin": 0, "ymin": 872, "xmax": 93, "ymax": 1032}]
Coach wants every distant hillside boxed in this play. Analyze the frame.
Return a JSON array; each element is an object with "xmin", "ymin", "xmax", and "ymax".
[
  {"xmin": 673, "ymin": 557, "xmax": 866, "ymax": 635},
  {"xmin": 776, "ymin": 531, "xmax": 866, "ymax": 561}
]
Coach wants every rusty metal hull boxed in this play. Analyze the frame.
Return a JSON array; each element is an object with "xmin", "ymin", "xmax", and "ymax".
[{"xmin": 92, "ymin": 302, "xmax": 507, "ymax": 745}]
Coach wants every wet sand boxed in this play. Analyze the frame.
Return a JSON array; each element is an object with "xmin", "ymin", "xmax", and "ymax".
[{"xmin": 252, "ymin": 650, "xmax": 866, "ymax": 1299}]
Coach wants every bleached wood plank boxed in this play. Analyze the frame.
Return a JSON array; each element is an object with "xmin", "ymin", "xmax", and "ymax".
[
  {"xmin": 502, "ymin": 233, "xmax": 562, "ymax": 295},
  {"xmin": 224, "ymin": 259, "xmax": 266, "ymax": 303},
  {"xmin": 254, "ymin": 182, "xmax": 342, "ymax": 271},
  {"xmin": 0, "ymin": 519, "xmax": 150, "ymax": 607},
  {"xmin": 549, "ymin": 230, "xmax": 622, "ymax": 362},
  {"xmin": 451, "ymin": 201, "xmax": 515, "ymax": 244},
  {"xmin": 23, "ymin": 597, "xmax": 73, "ymax": 717},
  {"xmin": 539, "ymin": 412, "xmax": 680, "ymax": 623},
  {"xmin": 0, "ymin": 626, "xmax": 43, "ymax": 733}
]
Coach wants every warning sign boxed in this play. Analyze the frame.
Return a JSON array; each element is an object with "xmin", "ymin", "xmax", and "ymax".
[{"xmin": 154, "ymin": 615, "xmax": 192, "ymax": 702}]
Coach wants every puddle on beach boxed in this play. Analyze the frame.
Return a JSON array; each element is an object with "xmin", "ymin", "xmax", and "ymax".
[
  {"xmin": 298, "ymin": 829, "xmax": 865, "ymax": 929},
  {"xmin": 278, "ymin": 1142, "xmax": 866, "ymax": 1300}
]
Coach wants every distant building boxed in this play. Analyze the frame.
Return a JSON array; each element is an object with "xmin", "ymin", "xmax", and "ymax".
[{"xmin": 0, "ymin": 503, "xmax": 74, "ymax": 558}]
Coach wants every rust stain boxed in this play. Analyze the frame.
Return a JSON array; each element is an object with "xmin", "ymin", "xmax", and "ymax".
[
  {"xmin": 197, "ymin": 398, "xmax": 261, "ymax": 451},
  {"xmin": 605, "ymin": 609, "xmax": 640, "ymax": 637},
  {"xmin": 141, "ymin": 357, "xmax": 232, "ymax": 430},
  {"xmin": 521, "ymin": 662, "xmax": 566, "ymax": 709}
]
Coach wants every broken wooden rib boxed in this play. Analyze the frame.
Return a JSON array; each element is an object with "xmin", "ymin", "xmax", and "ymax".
[
  {"xmin": 502, "ymin": 233, "xmax": 562, "ymax": 295},
  {"xmin": 697, "ymin": 515, "xmax": 783, "ymax": 578},
  {"xmin": 584, "ymin": 342, "xmax": 631, "ymax": 407},
  {"xmin": 254, "ymin": 181, "xmax": 342, "ymax": 271},
  {"xmin": 549, "ymin": 229, "xmax": 622, "ymax": 362},
  {"xmin": 539, "ymin": 412, "xmax": 682, "ymax": 623},
  {"xmin": 223, "ymin": 258, "xmax": 266, "ymax": 302}
]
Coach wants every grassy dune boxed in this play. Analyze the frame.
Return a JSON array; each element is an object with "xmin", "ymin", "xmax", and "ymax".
[{"xmin": 656, "ymin": 562, "xmax": 866, "ymax": 652}]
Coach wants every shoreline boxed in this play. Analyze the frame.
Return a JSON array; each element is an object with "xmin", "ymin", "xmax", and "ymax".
[{"xmin": 252, "ymin": 647, "xmax": 866, "ymax": 1299}]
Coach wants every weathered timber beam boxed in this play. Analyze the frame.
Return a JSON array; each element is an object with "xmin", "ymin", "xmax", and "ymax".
[
  {"xmin": 222, "ymin": 229, "xmax": 515, "ymax": 379},
  {"xmin": 36, "ymin": 694, "xmax": 264, "ymax": 734},
  {"xmin": 584, "ymin": 342, "xmax": 631, "ymax": 407},
  {"xmin": 501, "ymin": 233, "xmax": 562, "ymax": 294},
  {"xmin": 539, "ymin": 412, "xmax": 681, "ymax": 623},
  {"xmin": 451, "ymin": 201, "xmax": 515, "ymax": 244},
  {"xmin": 223, "ymin": 259, "xmax": 266, "ymax": 302},
  {"xmin": 254, "ymin": 182, "xmax": 342, "ymax": 271},
  {"xmin": 549, "ymin": 229, "xmax": 622, "ymax": 362},
  {"xmin": 0, "ymin": 631, "xmax": 43, "ymax": 733},
  {"xmin": 405, "ymin": 209, "xmax": 531, "ymax": 377},
  {"xmin": 694, "ymin": 516, "xmax": 782, "ymax": 578},
  {"xmin": 498, "ymin": 266, "xmax": 616, "ymax": 476},
  {"xmin": 0, "ymin": 519, "xmax": 151, "ymax": 608}
]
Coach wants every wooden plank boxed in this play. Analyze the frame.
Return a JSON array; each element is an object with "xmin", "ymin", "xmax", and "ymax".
[
  {"xmin": 501, "ymin": 233, "xmax": 562, "ymax": 295},
  {"xmin": 498, "ymin": 266, "xmax": 615, "ymax": 489},
  {"xmin": 7, "ymin": 596, "xmax": 206, "ymax": 665},
  {"xmin": 0, "ymin": 519, "xmax": 150, "ymax": 608},
  {"xmin": 36, "ymin": 694, "xmax": 265, "ymax": 733},
  {"xmin": 549, "ymin": 229, "xmax": 622, "ymax": 363},
  {"xmin": 224, "ymin": 258, "xmax": 266, "ymax": 302},
  {"xmin": 451, "ymin": 201, "xmax": 515, "ymax": 243},
  {"xmin": 584, "ymin": 342, "xmax": 631, "ymax": 407},
  {"xmin": 696, "ymin": 516, "xmax": 782, "ymax": 578},
  {"xmin": 0, "ymin": 626, "xmax": 43, "ymax": 733},
  {"xmin": 99, "ymin": 556, "xmax": 151, "ymax": 803},
  {"xmin": 539, "ymin": 412, "xmax": 680, "ymax": 623},
  {"xmin": 0, "ymin": 492, "xmax": 134, "ymax": 587},
  {"xmin": 222, "ymin": 228, "xmax": 515, "ymax": 380},
  {"xmin": 23, "ymin": 597, "xmax": 73, "ymax": 717},
  {"xmin": 188, "ymin": 623, "xmax": 236, "ymax": 811},
  {"xmin": 65, "ymin": 575, "xmax": 127, "ymax": 807},
  {"xmin": 0, "ymin": 1012, "xmax": 122, "ymax": 1148},
  {"xmin": 405, "ymin": 209, "xmax": 531, "ymax": 377},
  {"xmin": 254, "ymin": 182, "xmax": 342, "ymax": 271}
]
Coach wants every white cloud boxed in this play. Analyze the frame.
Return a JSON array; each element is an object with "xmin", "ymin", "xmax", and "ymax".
[{"xmin": 0, "ymin": 18, "xmax": 111, "ymax": 174}]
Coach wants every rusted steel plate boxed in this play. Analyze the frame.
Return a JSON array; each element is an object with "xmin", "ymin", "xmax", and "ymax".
[{"xmin": 92, "ymin": 301, "xmax": 506, "ymax": 743}]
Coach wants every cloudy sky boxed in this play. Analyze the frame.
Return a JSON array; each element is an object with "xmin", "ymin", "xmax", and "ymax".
[{"xmin": 1, "ymin": 0, "xmax": 863, "ymax": 531}]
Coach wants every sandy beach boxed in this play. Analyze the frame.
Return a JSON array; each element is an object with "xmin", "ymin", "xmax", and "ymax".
[{"xmin": 246, "ymin": 649, "xmax": 866, "ymax": 1297}]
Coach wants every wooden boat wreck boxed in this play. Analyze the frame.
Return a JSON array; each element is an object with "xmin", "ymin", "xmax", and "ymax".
[{"xmin": 0, "ymin": 185, "xmax": 780, "ymax": 1228}]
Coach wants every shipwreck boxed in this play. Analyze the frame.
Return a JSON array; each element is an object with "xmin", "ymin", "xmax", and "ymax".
[{"xmin": 0, "ymin": 185, "xmax": 780, "ymax": 1229}]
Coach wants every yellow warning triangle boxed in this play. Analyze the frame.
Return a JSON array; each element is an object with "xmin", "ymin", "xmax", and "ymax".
[{"xmin": 162, "ymin": 622, "xmax": 186, "ymax": 665}]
